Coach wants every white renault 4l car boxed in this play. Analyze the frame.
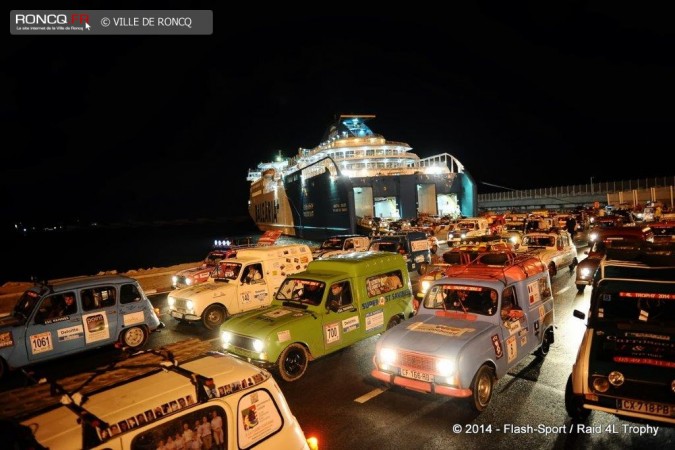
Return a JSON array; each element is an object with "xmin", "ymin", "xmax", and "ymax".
[{"xmin": 12, "ymin": 351, "xmax": 317, "ymax": 450}]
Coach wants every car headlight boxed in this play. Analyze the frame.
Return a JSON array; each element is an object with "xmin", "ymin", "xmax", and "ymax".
[
  {"xmin": 186, "ymin": 300, "xmax": 194, "ymax": 310},
  {"xmin": 171, "ymin": 276, "xmax": 178, "ymax": 284},
  {"xmin": 421, "ymin": 280, "xmax": 431, "ymax": 293},
  {"xmin": 608, "ymin": 371, "xmax": 624, "ymax": 387},
  {"xmin": 379, "ymin": 347, "xmax": 397, "ymax": 365},
  {"xmin": 185, "ymin": 278, "xmax": 193, "ymax": 286},
  {"xmin": 167, "ymin": 296, "xmax": 175, "ymax": 306},
  {"xmin": 589, "ymin": 232, "xmax": 598, "ymax": 241},
  {"xmin": 252, "ymin": 339, "xmax": 264, "ymax": 352},
  {"xmin": 221, "ymin": 331, "xmax": 232, "ymax": 345},
  {"xmin": 580, "ymin": 267, "xmax": 591, "ymax": 277},
  {"xmin": 435, "ymin": 358, "xmax": 455, "ymax": 376},
  {"xmin": 592, "ymin": 376, "xmax": 609, "ymax": 393}
]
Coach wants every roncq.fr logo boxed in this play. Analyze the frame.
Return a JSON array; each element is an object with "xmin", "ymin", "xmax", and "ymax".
[{"xmin": 15, "ymin": 14, "xmax": 90, "ymax": 25}]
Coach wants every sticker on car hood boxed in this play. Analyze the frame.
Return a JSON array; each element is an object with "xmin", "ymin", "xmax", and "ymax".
[{"xmin": 406, "ymin": 322, "xmax": 475, "ymax": 337}]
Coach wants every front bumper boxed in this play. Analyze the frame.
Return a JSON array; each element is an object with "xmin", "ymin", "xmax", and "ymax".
[{"xmin": 169, "ymin": 309, "xmax": 201, "ymax": 321}]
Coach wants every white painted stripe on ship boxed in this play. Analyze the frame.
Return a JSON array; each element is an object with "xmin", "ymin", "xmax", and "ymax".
[
  {"xmin": 354, "ymin": 387, "xmax": 388, "ymax": 403},
  {"xmin": 556, "ymin": 286, "xmax": 570, "ymax": 295}
]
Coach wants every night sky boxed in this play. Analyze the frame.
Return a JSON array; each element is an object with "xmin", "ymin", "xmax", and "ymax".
[{"xmin": 4, "ymin": 4, "xmax": 674, "ymax": 225}]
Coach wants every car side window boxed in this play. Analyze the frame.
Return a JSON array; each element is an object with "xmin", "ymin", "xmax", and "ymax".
[
  {"xmin": 35, "ymin": 293, "xmax": 77, "ymax": 323},
  {"xmin": 121, "ymin": 283, "xmax": 143, "ymax": 304},
  {"xmin": 82, "ymin": 287, "xmax": 116, "ymax": 310}
]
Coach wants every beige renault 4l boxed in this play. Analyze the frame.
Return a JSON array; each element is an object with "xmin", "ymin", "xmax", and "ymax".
[{"xmin": 15, "ymin": 352, "xmax": 317, "ymax": 450}]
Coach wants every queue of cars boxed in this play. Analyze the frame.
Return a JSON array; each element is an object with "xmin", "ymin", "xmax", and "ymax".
[{"xmin": 5, "ymin": 226, "xmax": 675, "ymax": 448}]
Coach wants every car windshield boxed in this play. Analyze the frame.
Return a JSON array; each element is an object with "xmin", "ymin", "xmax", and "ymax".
[
  {"xmin": 592, "ymin": 289, "xmax": 675, "ymax": 325},
  {"xmin": 213, "ymin": 262, "xmax": 242, "ymax": 280},
  {"xmin": 276, "ymin": 279, "xmax": 325, "ymax": 306},
  {"xmin": 423, "ymin": 284, "xmax": 497, "ymax": 316},
  {"xmin": 13, "ymin": 290, "xmax": 41, "ymax": 319},
  {"xmin": 370, "ymin": 241, "xmax": 398, "ymax": 252},
  {"xmin": 320, "ymin": 238, "xmax": 344, "ymax": 250},
  {"xmin": 205, "ymin": 251, "xmax": 228, "ymax": 265}
]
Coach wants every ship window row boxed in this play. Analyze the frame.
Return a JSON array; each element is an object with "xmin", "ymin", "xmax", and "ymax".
[
  {"xmin": 344, "ymin": 162, "xmax": 412, "ymax": 170},
  {"xmin": 330, "ymin": 149, "xmax": 407, "ymax": 158}
]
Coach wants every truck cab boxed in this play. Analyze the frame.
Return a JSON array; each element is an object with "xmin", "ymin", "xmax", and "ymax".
[{"xmin": 167, "ymin": 245, "xmax": 313, "ymax": 330}]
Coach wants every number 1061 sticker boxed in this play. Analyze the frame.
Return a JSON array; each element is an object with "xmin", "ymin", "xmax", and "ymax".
[{"xmin": 30, "ymin": 332, "xmax": 54, "ymax": 354}]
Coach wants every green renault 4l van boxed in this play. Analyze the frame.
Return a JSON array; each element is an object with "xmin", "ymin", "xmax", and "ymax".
[{"xmin": 220, "ymin": 252, "xmax": 415, "ymax": 381}]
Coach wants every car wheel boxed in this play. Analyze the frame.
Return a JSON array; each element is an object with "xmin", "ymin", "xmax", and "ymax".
[
  {"xmin": 569, "ymin": 257, "xmax": 578, "ymax": 273},
  {"xmin": 278, "ymin": 343, "xmax": 309, "ymax": 382},
  {"xmin": 548, "ymin": 262, "xmax": 557, "ymax": 277},
  {"xmin": 469, "ymin": 364, "xmax": 494, "ymax": 412},
  {"xmin": 565, "ymin": 374, "xmax": 591, "ymax": 420},
  {"xmin": 576, "ymin": 284, "xmax": 586, "ymax": 292},
  {"xmin": 202, "ymin": 305, "xmax": 227, "ymax": 330},
  {"xmin": 418, "ymin": 263, "xmax": 428, "ymax": 276},
  {"xmin": 0, "ymin": 357, "xmax": 7, "ymax": 381},
  {"xmin": 535, "ymin": 328, "xmax": 553, "ymax": 357},
  {"xmin": 431, "ymin": 245, "xmax": 438, "ymax": 255},
  {"xmin": 386, "ymin": 315, "xmax": 401, "ymax": 330},
  {"xmin": 121, "ymin": 326, "xmax": 148, "ymax": 349}
]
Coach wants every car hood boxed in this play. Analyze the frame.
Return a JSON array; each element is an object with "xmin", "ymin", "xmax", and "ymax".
[
  {"xmin": 0, "ymin": 313, "xmax": 22, "ymax": 328},
  {"xmin": 588, "ymin": 326, "xmax": 675, "ymax": 379},
  {"xmin": 225, "ymin": 306, "xmax": 314, "ymax": 336},
  {"xmin": 174, "ymin": 266, "xmax": 211, "ymax": 277},
  {"xmin": 378, "ymin": 313, "xmax": 496, "ymax": 356},
  {"xmin": 171, "ymin": 282, "xmax": 232, "ymax": 298}
]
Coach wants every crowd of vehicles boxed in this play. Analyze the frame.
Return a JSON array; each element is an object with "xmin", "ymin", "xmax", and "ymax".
[{"xmin": 3, "ymin": 207, "xmax": 675, "ymax": 447}]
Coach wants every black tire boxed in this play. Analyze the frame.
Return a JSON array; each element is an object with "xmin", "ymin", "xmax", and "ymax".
[
  {"xmin": 418, "ymin": 263, "xmax": 428, "ymax": 276},
  {"xmin": 121, "ymin": 326, "xmax": 148, "ymax": 349},
  {"xmin": 576, "ymin": 284, "xmax": 586, "ymax": 293},
  {"xmin": 565, "ymin": 374, "xmax": 591, "ymax": 420},
  {"xmin": 278, "ymin": 343, "xmax": 309, "ymax": 382},
  {"xmin": 569, "ymin": 257, "xmax": 578, "ymax": 273},
  {"xmin": 386, "ymin": 315, "xmax": 401, "ymax": 330},
  {"xmin": 202, "ymin": 305, "xmax": 227, "ymax": 330},
  {"xmin": 535, "ymin": 328, "xmax": 553, "ymax": 357},
  {"xmin": 0, "ymin": 357, "xmax": 7, "ymax": 381},
  {"xmin": 469, "ymin": 365, "xmax": 494, "ymax": 412},
  {"xmin": 548, "ymin": 262, "xmax": 557, "ymax": 277},
  {"xmin": 431, "ymin": 245, "xmax": 438, "ymax": 255}
]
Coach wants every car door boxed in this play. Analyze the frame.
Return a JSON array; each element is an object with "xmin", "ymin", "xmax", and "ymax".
[
  {"xmin": 27, "ymin": 291, "xmax": 84, "ymax": 362},
  {"xmin": 322, "ymin": 281, "xmax": 362, "ymax": 353},
  {"xmin": 498, "ymin": 286, "xmax": 535, "ymax": 367},
  {"xmin": 238, "ymin": 263, "xmax": 270, "ymax": 313},
  {"xmin": 81, "ymin": 285, "xmax": 119, "ymax": 348}
]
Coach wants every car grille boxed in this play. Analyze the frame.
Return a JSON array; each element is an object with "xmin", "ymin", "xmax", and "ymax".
[
  {"xmin": 600, "ymin": 378, "xmax": 675, "ymax": 402},
  {"xmin": 230, "ymin": 334, "xmax": 258, "ymax": 352},
  {"xmin": 397, "ymin": 351, "xmax": 436, "ymax": 373},
  {"xmin": 174, "ymin": 298, "xmax": 189, "ymax": 309}
]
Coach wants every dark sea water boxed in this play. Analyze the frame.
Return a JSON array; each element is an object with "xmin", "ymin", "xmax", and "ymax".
[{"xmin": 0, "ymin": 217, "xmax": 318, "ymax": 284}]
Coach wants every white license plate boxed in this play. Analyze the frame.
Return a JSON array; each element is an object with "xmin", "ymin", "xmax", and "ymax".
[
  {"xmin": 618, "ymin": 399, "xmax": 674, "ymax": 417},
  {"xmin": 400, "ymin": 368, "xmax": 434, "ymax": 382}
]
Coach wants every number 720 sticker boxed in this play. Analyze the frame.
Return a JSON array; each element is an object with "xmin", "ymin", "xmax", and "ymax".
[{"xmin": 30, "ymin": 332, "xmax": 54, "ymax": 354}]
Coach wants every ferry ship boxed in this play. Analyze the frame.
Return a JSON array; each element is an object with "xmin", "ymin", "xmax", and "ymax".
[{"xmin": 247, "ymin": 115, "xmax": 477, "ymax": 241}]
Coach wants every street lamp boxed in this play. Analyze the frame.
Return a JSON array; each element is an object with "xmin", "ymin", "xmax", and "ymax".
[{"xmin": 590, "ymin": 177, "xmax": 594, "ymax": 194}]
